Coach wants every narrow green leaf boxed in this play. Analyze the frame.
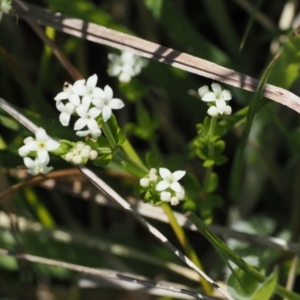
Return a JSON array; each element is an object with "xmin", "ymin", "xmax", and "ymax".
[
  {"xmin": 117, "ymin": 129, "xmax": 126, "ymax": 146},
  {"xmin": 206, "ymin": 172, "xmax": 219, "ymax": 194},
  {"xmin": 251, "ymin": 270, "xmax": 278, "ymax": 300},
  {"xmin": 93, "ymin": 153, "xmax": 112, "ymax": 166},
  {"xmin": 122, "ymin": 161, "xmax": 148, "ymax": 178}
]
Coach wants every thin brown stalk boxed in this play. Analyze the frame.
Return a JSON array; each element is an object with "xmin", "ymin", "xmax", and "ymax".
[{"xmin": 10, "ymin": 0, "xmax": 300, "ymax": 115}]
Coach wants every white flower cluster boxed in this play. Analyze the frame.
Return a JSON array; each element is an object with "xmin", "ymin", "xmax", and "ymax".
[
  {"xmin": 108, "ymin": 51, "xmax": 148, "ymax": 83},
  {"xmin": 64, "ymin": 141, "xmax": 98, "ymax": 165},
  {"xmin": 18, "ymin": 128, "xmax": 59, "ymax": 175},
  {"xmin": 54, "ymin": 74, "xmax": 124, "ymax": 140},
  {"xmin": 198, "ymin": 83, "xmax": 232, "ymax": 117},
  {"xmin": 140, "ymin": 168, "xmax": 186, "ymax": 206}
]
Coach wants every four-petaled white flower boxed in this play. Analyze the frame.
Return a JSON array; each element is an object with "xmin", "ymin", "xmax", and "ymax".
[
  {"xmin": 156, "ymin": 168, "xmax": 186, "ymax": 193},
  {"xmin": 199, "ymin": 83, "xmax": 232, "ymax": 116},
  {"xmin": 23, "ymin": 156, "xmax": 53, "ymax": 175},
  {"xmin": 74, "ymin": 105, "xmax": 101, "ymax": 132},
  {"xmin": 92, "ymin": 85, "xmax": 124, "ymax": 122},
  {"xmin": 73, "ymin": 74, "xmax": 99, "ymax": 104},
  {"xmin": 56, "ymin": 101, "xmax": 75, "ymax": 126},
  {"xmin": 108, "ymin": 51, "xmax": 148, "ymax": 83},
  {"xmin": 18, "ymin": 128, "xmax": 59, "ymax": 164},
  {"xmin": 54, "ymin": 80, "xmax": 85, "ymax": 106}
]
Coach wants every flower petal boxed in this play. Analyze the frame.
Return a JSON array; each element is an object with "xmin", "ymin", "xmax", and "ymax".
[
  {"xmin": 76, "ymin": 105, "xmax": 88, "ymax": 117},
  {"xmin": 89, "ymin": 107, "xmax": 101, "ymax": 119},
  {"xmin": 87, "ymin": 119, "xmax": 99, "ymax": 131},
  {"xmin": 202, "ymin": 92, "xmax": 216, "ymax": 102},
  {"xmin": 207, "ymin": 106, "xmax": 219, "ymax": 117},
  {"xmin": 37, "ymin": 148, "xmax": 49, "ymax": 164},
  {"xmin": 211, "ymin": 83, "xmax": 222, "ymax": 94},
  {"xmin": 86, "ymin": 74, "xmax": 98, "ymax": 88},
  {"xmin": 172, "ymin": 170, "xmax": 186, "ymax": 181},
  {"xmin": 159, "ymin": 168, "xmax": 171, "ymax": 179},
  {"xmin": 54, "ymin": 91, "xmax": 69, "ymax": 101},
  {"xmin": 104, "ymin": 85, "xmax": 113, "ymax": 99},
  {"xmin": 59, "ymin": 112, "xmax": 70, "ymax": 126},
  {"xmin": 198, "ymin": 85, "xmax": 209, "ymax": 98},
  {"xmin": 74, "ymin": 118, "xmax": 87, "ymax": 130},
  {"xmin": 102, "ymin": 106, "xmax": 112, "ymax": 122},
  {"xmin": 156, "ymin": 180, "xmax": 169, "ymax": 191},
  {"xmin": 92, "ymin": 87, "xmax": 105, "ymax": 98},
  {"xmin": 35, "ymin": 128, "xmax": 47, "ymax": 142},
  {"xmin": 170, "ymin": 182, "xmax": 182, "ymax": 192},
  {"xmin": 221, "ymin": 90, "xmax": 232, "ymax": 101},
  {"xmin": 19, "ymin": 145, "xmax": 31, "ymax": 157},
  {"xmin": 45, "ymin": 139, "xmax": 60, "ymax": 151},
  {"xmin": 215, "ymin": 99, "xmax": 227, "ymax": 114},
  {"xmin": 110, "ymin": 99, "xmax": 124, "ymax": 109},
  {"xmin": 69, "ymin": 94, "xmax": 81, "ymax": 106},
  {"xmin": 23, "ymin": 157, "xmax": 34, "ymax": 168}
]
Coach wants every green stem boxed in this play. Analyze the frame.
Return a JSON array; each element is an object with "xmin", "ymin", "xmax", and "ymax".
[
  {"xmin": 202, "ymin": 116, "xmax": 217, "ymax": 192},
  {"xmin": 101, "ymin": 121, "xmax": 117, "ymax": 149},
  {"xmin": 162, "ymin": 203, "xmax": 213, "ymax": 295}
]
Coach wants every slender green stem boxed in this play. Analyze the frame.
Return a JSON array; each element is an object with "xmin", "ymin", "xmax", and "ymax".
[
  {"xmin": 161, "ymin": 203, "xmax": 212, "ymax": 295},
  {"xmin": 101, "ymin": 121, "xmax": 117, "ymax": 149},
  {"xmin": 202, "ymin": 117, "xmax": 217, "ymax": 192}
]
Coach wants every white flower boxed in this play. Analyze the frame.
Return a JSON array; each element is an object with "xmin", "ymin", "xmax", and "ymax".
[
  {"xmin": 24, "ymin": 156, "xmax": 53, "ymax": 175},
  {"xmin": 74, "ymin": 105, "xmax": 101, "ymax": 131},
  {"xmin": 160, "ymin": 191, "xmax": 171, "ymax": 202},
  {"xmin": 108, "ymin": 51, "xmax": 148, "ymax": 83},
  {"xmin": 156, "ymin": 168, "xmax": 186, "ymax": 193},
  {"xmin": 170, "ymin": 196, "xmax": 179, "ymax": 206},
  {"xmin": 200, "ymin": 83, "xmax": 232, "ymax": 115},
  {"xmin": 72, "ymin": 74, "xmax": 99, "ymax": 104},
  {"xmin": 56, "ymin": 101, "xmax": 75, "ymax": 126},
  {"xmin": 92, "ymin": 85, "xmax": 124, "ymax": 122},
  {"xmin": 89, "ymin": 150, "xmax": 98, "ymax": 160},
  {"xmin": 18, "ymin": 128, "xmax": 59, "ymax": 164},
  {"xmin": 54, "ymin": 80, "xmax": 85, "ymax": 106},
  {"xmin": 140, "ymin": 178, "xmax": 150, "ymax": 188}
]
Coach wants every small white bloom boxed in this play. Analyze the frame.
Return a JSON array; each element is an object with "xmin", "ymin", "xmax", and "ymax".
[
  {"xmin": 224, "ymin": 105, "xmax": 232, "ymax": 115},
  {"xmin": 92, "ymin": 85, "xmax": 124, "ymax": 122},
  {"xmin": 73, "ymin": 74, "xmax": 99, "ymax": 104},
  {"xmin": 160, "ymin": 191, "xmax": 171, "ymax": 202},
  {"xmin": 54, "ymin": 80, "xmax": 85, "ymax": 106},
  {"xmin": 18, "ymin": 128, "xmax": 59, "ymax": 164},
  {"xmin": 170, "ymin": 196, "xmax": 179, "ymax": 206},
  {"xmin": 65, "ymin": 152, "xmax": 73, "ymax": 161},
  {"xmin": 156, "ymin": 168, "xmax": 186, "ymax": 192},
  {"xmin": 56, "ymin": 101, "xmax": 75, "ymax": 126},
  {"xmin": 207, "ymin": 106, "xmax": 219, "ymax": 117},
  {"xmin": 72, "ymin": 155, "xmax": 83, "ymax": 165},
  {"xmin": 80, "ymin": 145, "xmax": 91, "ymax": 158},
  {"xmin": 176, "ymin": 189, "xmax": 185, "ymax": 201},
  {"xmin": 24, "ymin": 156, "xmax": 53, "ymax": 175},
  {"xmin": 108, "ymin": 51, "xmax": 148, "ymax": 83},
  {"xmin": 149, "ymin": 168, "xmax": 157, "ymax": 174},
  {"xmin": 75, "ymin": 142, "xmax": 86, "ymax": 151},
  {"xmin": 140, "ymin": 178, "xmax": 150, "ymax": 188},
  {"xmin": 149, "ymin": 173, "xmax": 158, "ymax": 182},
  {"xmin": 74, "ymin": 105, "xmax": 101, "ymax": 131},
  {"xmin": 89, "ymin": 150, "xmax": 98, "ymax": 160},
  {"xmin": 201, "ymin": 83, "xmax": 232, "ymax": 115}
]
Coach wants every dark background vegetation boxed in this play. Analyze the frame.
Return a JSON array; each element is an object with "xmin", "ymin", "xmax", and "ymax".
[{"xmin": 0, "ymin": 0, "xmax": 300, "ymax": 299}]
